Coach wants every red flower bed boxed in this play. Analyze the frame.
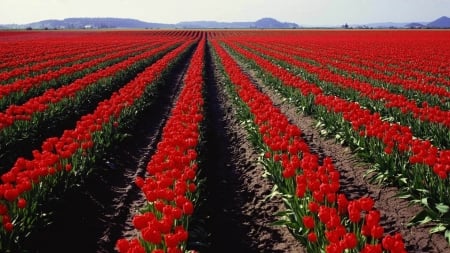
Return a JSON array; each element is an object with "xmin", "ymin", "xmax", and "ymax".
[
  {"xmin": 211, "ymin": 38, "xmax": 406, "ymax": 253},
  {"xmin": 116, "ymin": 35, "xmax": 206, "ymax": 253},
  {"xmin": 0, "ymin": 35, "xmax": 195, "ymax": 246}
]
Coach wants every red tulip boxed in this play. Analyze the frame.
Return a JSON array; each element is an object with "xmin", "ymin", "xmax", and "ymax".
[
  {"xmin": 65, "ymin": 163, "xmax": 72, "ymax": 172},
  {"xmin": 336, "ymin": 194, "xmax": 348, "ymax": 215},
  {"xmin": 132, "ymin": 214, "xmax": 150, "ymax": 230},
  {"xmin": 167, "ymin": 247, "xmax": 182, "ymax": 253},
  {"xmin": 371, "ymin": 225, "xmax": 384, "ymax": 239},
  {"xmin": 308, "ymin": 201, "xmax": 320, "ymax": 213},
  {"xmin": 342, "ymin": 232, "xmax": 357, "ymax": 249},
  {"xmin": 359, "ymin": 197, "xmax": 374, "ymax": 211},
  {"xmin": 347, "ymin": 201, "xmax": 361, "ymax": 223},
  {"xmin": 115, "ymin": 238, "xmax": 130, "ymax": 253},
  {"xmin": 3, "ymin": 222, "xmax": 13, "ymax": 232},
  {"xmin": 325, "ymin": 229, "xmax": 341, "ymax": 244},
  {"xmin": 361, "ymin": 243, "xmax": 382, "ymax": 253},
  {"xmin": 175, "ymin": 226, "xmax": 188, "ymax": 242},
  {"xmin": 182, "ymin": 201, "xmax": 194, "ymax": 215},
  {"xmin": 17, "ymin": 198, "xmax": 27, "ymax": 209},
  {"xmin": 302, "ymin": 216, "xmax": 315, "ymax": 229},
  {"xmin": 365, "ymin": 210, "xmax": 381, "ymax": 228},
  {"xmin": 307, "ymin": 232, "xmax": 318, "ymax": 243},
  {"xmin": 164, "ymin": 233, "xmax": 179, "ymax": 248},
  {"xmin": 3, "ymin": 188, "xmax": 19, "ymax": 202},
  {"xmin": 142, "ymin": 227, "xmax": 162, "ymax": 244},
  {"xmin": 325, "ymin": 242, "xmax": 343, "ymax": 253}
]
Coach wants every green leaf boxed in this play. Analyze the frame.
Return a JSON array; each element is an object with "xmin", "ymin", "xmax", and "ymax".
[
  {"xmin": 434, "ymin": 203, "xmax": 450, "ymax": 214},
  {"xmin": 398, "ymin": 177, "xmax": 408, "ymax": 185},
  {"xmin": 265, "ymin": 185, "xmax": 281, "ymax": 200},
  {"xmin": 429, "ymin": 224, "xmax": 447, "ymax": 234},
  {"xmin": 272, "ymin": 219, "xmax": 289, "ymax": 226},
  {"xmin": 395, "ymin": 193, "xmax": 412, "ymax": 199},
  {"xmin": 409, "ymin": 210, "xmax": 433, "ymax": 226},
  {"xmin": 445, "ymin": 230, "xmax": 450, "ymax": 244},
  {"xmin": 420, "ymin": 198, "xmax": 430, "ymax": 208},
  {"xmin": 274, "ymin": 210, "xmax": 291, "ymax": 217},
  {"xmin": 415, "ymin": 188, "xmax": 430, "ymax": 194}
]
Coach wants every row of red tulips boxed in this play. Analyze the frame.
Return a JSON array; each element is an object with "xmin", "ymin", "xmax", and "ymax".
[
  {"xmin": 218, "ymin": 38, "xmax": 450, "ymax": 242},
  {"xmin": 253, "ymin": 40, "xmax": 450, "ymax": 108},
  {"xmin": 264, "ymin": 36, "xmax": 450, "ymax": 90},
  {"xmin": 222, "ymin": 39, "xmax": 450, "ymax": 181},
  {"xmin": 116, "ymin": 36, "xmax": 206, "ymax": 253},
  {"xmin": 212, "ymin": 30, "xmax": 450, "ymax": 88},
  {"xmin": 0, "ymin": 31, "xmax": 177, "ymax": 71},
  {"xmin": 0, "ymin": 41, "xmax": 175, "ymax": 131},
  {"xmin": 211, "ymin": 39, "xmax": 406, "ymax": 253},
  {"xmin": 0, "ymin": 35, "xmax": 104, "ymax": 70},
  {"xmin": 0, "ymin": 41, "xmax": 182, "ymax": 173},
  {"xmin": 237, "ymin": 40, "xmax": 450, "ymax": 131},
  {"xmin": 303, "ymin": 35, "xmax": 450, "ymax": 88},
  {"xmin": 0, "ymin": 41, "xmax": 163, "ymax": 110},
  {"xmin": 0, "ymin": 41, "xmax": 137, "ymax": 84},
  {"xmin": 287, "ymin": 31, "xmax": 450, "ymax": 86},
  {"xmin": 0, "ymin": 37, "xmax": 195, "ymax": 251},
  {"xmin": 233, "ymin": 40, "xmax": 450, "ymax": 158}
]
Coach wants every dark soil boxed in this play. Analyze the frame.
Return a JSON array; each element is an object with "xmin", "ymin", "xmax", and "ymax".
[{"xmin": 190, "ymin": 42, "xmax": 304, "ymax": 253}]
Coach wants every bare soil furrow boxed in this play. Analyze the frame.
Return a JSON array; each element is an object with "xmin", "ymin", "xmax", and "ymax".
[{"xmin": 197, "ymin": 42, "xmax": 304, "ymax": 253}]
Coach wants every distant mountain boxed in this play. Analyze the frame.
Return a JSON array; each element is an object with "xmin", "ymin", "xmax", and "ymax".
[
  {"xmin": 405, "ymin": 22, "xmax": 426, "ymax": 28},
  {"xmin": 356, "ymin": 16, "xmax": 450, "ymax": 29},
  {"xmin": 175, "ymin": 21, "xmax": 254, "ymax": 29},
  {"xmin": 362, "ymin": 22, "xmax": 411, "ymax": 28},
  {"xmin": 349, "ymin": 17, "xmax": 450, "ymax": 29},
  {"xmin": 0, "ymin": 17, "xmax": 299, "ymax": 29},
  {"xmin": 427, "ymin": 16, "xmax": 450, "ymax": 28},
  {"xmin": 2, "ymin": 16, "xmax": 448, "ymax": 30},
  {"xmin": 176, "ymin": 18, "xmax": 299, "ymax": 29},
  {"xmin": 153, "ymin": 17, "xmax": 299, "ymax": 29},
  {"xmin": 7, "ymin": 17, "xmax": 174, "ymax": 29},
  {"xmin": 254, "ymin": 18, "xmax": 299, "ymax": 28}
]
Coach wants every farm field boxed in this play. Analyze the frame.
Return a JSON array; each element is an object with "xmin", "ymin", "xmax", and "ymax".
[{"xmin": 0, "ymin": 29, "xmax": 449, "ymax": 252}]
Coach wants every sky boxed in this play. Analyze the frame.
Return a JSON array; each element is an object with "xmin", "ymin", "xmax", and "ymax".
[{"xmin": 1, "ymin": 0, "xmax": 449, "ymax": 26}]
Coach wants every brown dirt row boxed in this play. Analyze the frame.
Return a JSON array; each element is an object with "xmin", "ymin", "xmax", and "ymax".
[
  {"xmin": 192, "ymin": 42, "xmax": 305, "ymax": 252},
  {"xmin": 233, "ymin": 56, "xmax": 450, "ymax": 252}
]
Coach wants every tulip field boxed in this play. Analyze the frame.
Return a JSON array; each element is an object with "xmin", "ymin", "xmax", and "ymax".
[{"xmin": 0, "ymin": 30, "xmax": 449, "ymax": 252}]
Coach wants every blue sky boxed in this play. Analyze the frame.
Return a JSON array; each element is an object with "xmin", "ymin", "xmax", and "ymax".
[{"xmin": 1, "ymin": 0, "xmax": 449, "ymax": 25}]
